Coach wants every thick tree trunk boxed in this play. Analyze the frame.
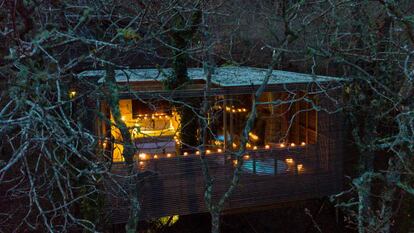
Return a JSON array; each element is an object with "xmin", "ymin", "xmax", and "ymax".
[{"xmin": 105, "ymin": 68, "xmax": 140, "ymax": 233}]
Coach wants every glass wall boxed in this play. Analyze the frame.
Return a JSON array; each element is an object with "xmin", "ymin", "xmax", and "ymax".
[{"xmin": 106, "ymin": 91, "xmax": 318, "ymax": 162}]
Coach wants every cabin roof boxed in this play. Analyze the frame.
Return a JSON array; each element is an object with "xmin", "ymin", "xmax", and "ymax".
[{"xmin": 78, "ymin": 66, "xmax": 343, "ymax": 87}]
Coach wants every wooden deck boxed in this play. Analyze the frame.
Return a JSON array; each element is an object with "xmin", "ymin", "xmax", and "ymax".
[{"xmin": 105, "ymin": 111, "xmax": 343, "ymax": 224}]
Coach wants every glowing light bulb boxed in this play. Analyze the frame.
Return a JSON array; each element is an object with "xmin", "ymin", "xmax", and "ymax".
[
  {"xmin": 253, "ymin": 146, "xmax": 258, "ymax": 150},
  {"xmin": 167, "ymin": 153, "xmax": 172, "ymax": 158},
  {"xmin": 243, "ymin": 155, "xmax": 250, "ymax": 160},
  {"xmin": 280, "ymin": 143, "xmax": 286, "ymax": 148},
  {"xmin": 139, "ymin": 161, "xmax": 144, "ymax": 166},
  {"xmin": 153, "ymin": 155, "xmax": 158, "ymax": 159},
  {"xmin": 301, "ymin": 142, "xmax": 306, "ymax": 146},
  {"xmin": 139, "ymin": 153, "xmax": 147, "ymax": 160},
  {"xmin": 217, "ymin": 148, "xmax": 223, "ymax": 153},
  {"xmin": 265, "ymin": 145, "xmax": 270, "ymax": 149},
  {"xmin": 290, "ymin": 143, "xmax": 296, "ymax": 147},
  {"xmin": 297, "ymin": 164, "xmax": 304, "ymax": 172},
  {"xmin": 196, "ymin": 151, "xmax": 200, "ymax": 155},
  {"xmin": 183, "ymin": 152, "xmax": 188, "ymax": 156},
  {"xmin": 285, "ymin": 158, "xmax": 294, "ymax": 164},
  {"xmin": 206, "ymin": 150, "xmax": 211, "ymax": 154}
]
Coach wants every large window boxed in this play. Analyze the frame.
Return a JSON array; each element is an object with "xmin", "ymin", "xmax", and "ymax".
[{"xmin": 211, "ymin": 91, "xmax": 318, "ymax": 150}]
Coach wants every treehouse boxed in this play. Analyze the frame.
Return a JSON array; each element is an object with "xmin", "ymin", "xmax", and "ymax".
[{"xmin": 79, "ymin": 66, "xmax": 344, "ymax": 224}]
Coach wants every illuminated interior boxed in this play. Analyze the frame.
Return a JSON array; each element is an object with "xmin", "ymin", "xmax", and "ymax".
[
  {"xmin": 208, "ymin": 92, "xmax": 318, "ymax": 150},
  {"xmin": 111, "ymin": 99, "xmax": 180, "ymax": 162},
  {"xmin": 107, "ymin": 91, "xmax": 318, "ymax": 165}
]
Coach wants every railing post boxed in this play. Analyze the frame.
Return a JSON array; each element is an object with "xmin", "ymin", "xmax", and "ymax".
[
  {"xmin": 253, "ymin": 152, "xmax": 256, "ymax": 174},
  {"xmin": 274, "ymin": 152, "xmax": 278, "ymax": 175}
]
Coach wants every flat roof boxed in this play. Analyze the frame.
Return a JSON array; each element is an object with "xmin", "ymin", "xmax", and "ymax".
[{"xmin": 78, "ymin": 66, "xmax": 343, "ymax": 87}]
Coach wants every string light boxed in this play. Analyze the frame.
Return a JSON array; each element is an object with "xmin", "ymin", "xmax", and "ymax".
[
  {"xmin": 196, "ymin": 151, "xmax": 200, "ymax": 155},
  {"xmin": 167, "ymin": 153, "xmax": 172, "ymax": 158},
  {"xmin": 285, "ymin": 158, "xmax": 294, "ymax": 164},
  {"xmin": 265, "ymin": 145, "xmax": 270, "ymax": 149},
  {"xmin": 153, "ymin": 154, "xmax": 159, "ymax": 159},
  {"xmin": 243, "ymin": 154, "xmax": 250, "ymax": 160},
  {"xmin": 248, "ymin": 132, "xmax": 259, "ymax": 141},
  {"xmin": 183, "ymin": 152, "xmax": 188, "ymax": 156},
  {"xmin": 253, "ymin": 146, "xmax": 258, "ymax": 150},
  {"xmin": 206, "ymin": 150, "xmax": 211, "ymax": 154},
  {"xmin": 301, "ymin": 142, "xmax": 306, "ymax": 146},
  {"xmin": 139, "ymin": 153, "xmax": 147, "ymax": 160},
  {"xmin": 279, "ymin": 143, "xmax": 286, "ymax": 148}
]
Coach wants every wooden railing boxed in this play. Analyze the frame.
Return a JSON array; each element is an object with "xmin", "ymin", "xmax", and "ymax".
[{"xmin": 105, "ymin": 111, "xmax": 344, "ymax": 223}]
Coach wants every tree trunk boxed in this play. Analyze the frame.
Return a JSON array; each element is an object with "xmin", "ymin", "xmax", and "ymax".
[{"xmin": 211, "ymin": 212, "xmax": 220, "ymax": 233}]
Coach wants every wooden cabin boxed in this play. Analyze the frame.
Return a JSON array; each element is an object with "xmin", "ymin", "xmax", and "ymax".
[{"xmin": 79, "ymin": 66, "xmax": 344, "ymax": 223}]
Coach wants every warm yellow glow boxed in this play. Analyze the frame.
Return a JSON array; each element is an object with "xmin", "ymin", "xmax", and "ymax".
[
  {"xmin": 232, "ymin": 143, "xmax": 237, "ymax": 148},
  {"xmin": 69, "ymin": 91, "xmax": 77, "ymax": 99},
  {"xmin": 113, "ymin": 143, "xmax": 125, "ymax": 162},
  {"xmin": 158, "ymin": 215, "xmax": 179, "ymax": 227},
  {"xmin": 246, "ymin": 143, "xmax": 252, "ymax": 148},
  {"xmin": 121, "ymin": 116, "xmax": 126, "ymax": 121},
  {"xmin": 242, "ymin": 108, "xmax": 247, "ymax": 112},
  {"xmin": 243, "ymin": 154, "xmax": 250, "ymax": 160},
  {"xmin": 167, "ymin": 153, "xmax": 172, "ymax": 158},
  {"xmin": 285, "ymin": 158, "xmax": 294, "ymax": 164},
  {"xmin": 248, "ymin": 132, "xmax": 259, "ymax": 141},
  {"xmin": 102, "ymin": 141, "xmax": 107, "ymax": 148},
  {"xmin": 297, "ymin": 164, "xmax": 304, "ymax": 172},
  {"xmin": 265, "ymin": 145, "xmax": 270, "ymax": 149},
  {"xmin": 153, "ymin": 154, "xmax": 159, "ymax": 159},
  {"xmin": 139, "ymin": 153, "xmax": 147, "ymax": 160},
  {"xmin": 196, "ymin": 151, "xmax": 200, "ymax": 155},
  {"xmin": 226, "ymin": 107, "xmax": 231, "ymax": 112},
  {"xmin": 280, "ymin": 143, "xmax": 286, "ymax": 148},
  {"xmin": 232, "ymin": 109, "xmax": 236, "ymax": 113},
  {"xmin": 183, "ymin": 152, "xmax": 188, "ymax": 156},
  {"xmin": 206, "ymin": 150, "xmax": 211, "ymax": 154},
  {"xmin": 290, "ymin": 142, "xmax": 296, "ymax": 147},
  {"xmin": 253, "ymin": 146, "xmax": 258, "ymax": 150},
  {"xmin": 301, "ymin": 142, "xmax": 306, "ymax": 146},
  {"xmin": 217, "ymin": 148, "xmax": 223, "ymax": 153},
  {"xmin": 233, "ymin": 159, "xmax": 238, "ymax": 165},
  {"xmin": 139, "ymin": 161, "xmax": 144, "ymax": 166},
  {"xmin": 238, "ymin": 108, "xmax": 242, "ymax": 112}
]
